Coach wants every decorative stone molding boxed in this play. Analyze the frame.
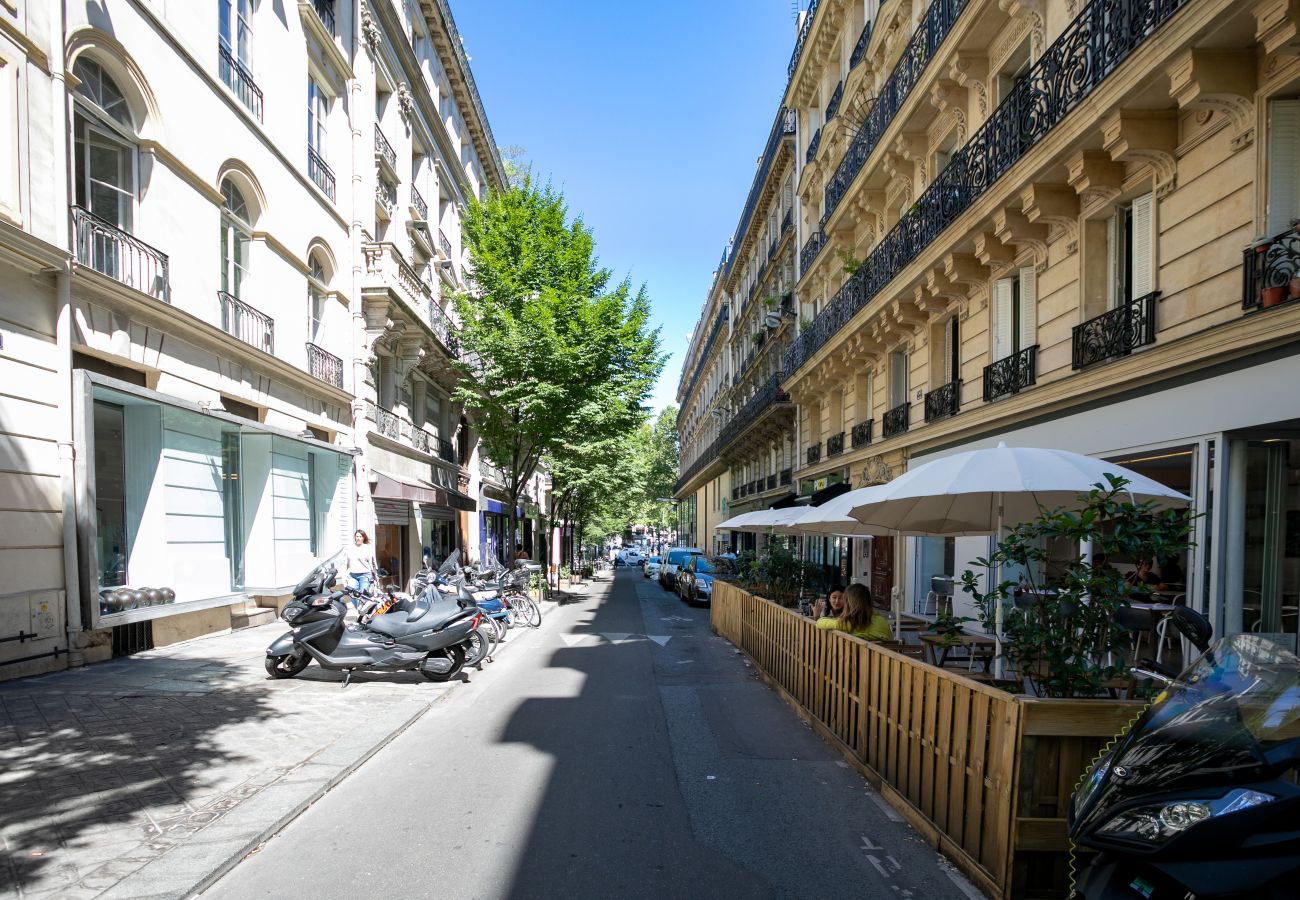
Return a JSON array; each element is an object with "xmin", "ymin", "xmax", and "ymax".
[
  {"xmin": 396, "ymin": 83, "xmax": 415, "ymax": 127},
  {"xmin": 1020, "ymin": 183, "xmax": 1080, "ymax": 252},
  {"xmin": 949, "ymin": 53, "xmax": 989, "ymax": 118},
  {"xmin": 1102, "ymin": 110, "xmax": 1179, "ymax": 197},
  {"xmin": 360, "ymin": 6, "xmax": 380, "ymax": 54},
  {"xmin": 1166, "ymin": 49, "xmax": 1257, "ymax": 151},
  {"xmin": 1253, "ymin": 0, "xmax": 1300, "ymax": 59},
  {"xmin": 974, "ymin": 231, "xmax": 1017, "ymax": 274},
  {"xmin": 856, "ymin": 455, "xmax": 893, "ymax": 486},
  {"xmin": 1066, "ymin": 149, "xmax": 1125, "ymax": 217},
  {"xmin": 993, "ymin": 208, "xmax": 1049, "ymax": 262}
]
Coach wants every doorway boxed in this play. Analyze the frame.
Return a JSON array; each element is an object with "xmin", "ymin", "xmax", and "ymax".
[
  {"xmin": 375, "ymin": 524, "xmax": 406, "ymax": 587},
  {"xmin": 871, "ymin": 535, "xmax": 895, "ymax": 609}
]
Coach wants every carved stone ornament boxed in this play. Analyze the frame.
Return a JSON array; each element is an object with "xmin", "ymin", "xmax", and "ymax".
[
  {"xmin": 396, "ymin": 83, "xmax": 415, "ymax": 126},
  {"xmin": 361, "ymin": 7, "xmax": 380, "ymax": 54},
  {"xmin": 857, "ymin": 455, "xmax": 893, "ymax": 486}
]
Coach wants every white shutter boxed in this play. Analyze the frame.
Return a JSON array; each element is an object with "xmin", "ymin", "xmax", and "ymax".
[
  {"xmin": 992, "ymin": 278, "xmax": 1014, "ymax": 361},
  {"xmin": 1017, "ymin": 266, "xmax": 1037, "ymax": 351},
  {"xmin": 890, "ymin": 351, "xmax": 907, "ymax": 406},
  {"xmin": 1267, "ymin": 99, "xmax": 1300, "ymax": 236},
  {"xmin": 1106, "ymin": 211, "xmax": 1120, "ymax": 309},
  {"xmin": 1130, "ymin": 192, "xmax": 1154, "ymax": 299}
]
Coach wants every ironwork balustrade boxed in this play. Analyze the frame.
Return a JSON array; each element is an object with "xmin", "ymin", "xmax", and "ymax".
[
  {"xmin": 411, "ymin": 185, "xmax": 428, "ymax": 221},
  {"xmin": 732, "ymin": 487, "xmax": 740, "ymax": 501},
  {"xmin": 217, "ymin": 291, "xmax": 274, "ymax": 354},
  {"xmin": 218, "ymin": 43, "xmax": 263, "ymax": 120},
  {"xmin": 780, "ymin": 467, "xmax": 792, "ymax": 486},
  {"xmin": 718, "ymin": 372, "xmax": 790, "ymax": 452},
  {"xmin": 825, "ymin": 81, "xmax": 843, "ymax": 122},
  {"xmin": 306, "ymin": 342, "xmax": 343, "ymax": 387},
  {"xmin": 924, "ymin": 380, "xmax": 961, "ymax": 422},
  {"xmin": 849, "ymin": 19, "xmax": 872, "ymax": 68},
  {"xmin": 312, "ymin": 0, "xmax": 336, "ymax": 35},
  {"xmin": 851, "ymin": 420, "xmax": 872, "ymax": 448},
  {"xmin": 766, "ymin": 474, "xmax": 777, "ymax": 491},
  {"xmin": 436, "ymin": 436, "xmax": 457, "ymax": 465},
  {"xmin": 787, "ymin": 0, "xmax": 1191, "ymax": 378},
  {"xmin": 782, "ymin": 209, "xmax": 793, "ymax": 235},
  {"xmin": 369, "ymin": 401, "xmax": 401, "ymax": 442},
  {"xmin": 376, "ymin": 179, "xmax": 396, "ymax": 214},
  {"xmin": 680, "ymin": 304, "xmax": 730, "ymax": 409},
  {"xmin": 768, "ymin": 238, "xmax": 777, "ymax": 261},
  {"xmin": 787, "ymin": 0, "xmax": 822, "ymax": 80},
  {"xmin": 805, "ymin": 127, "xmax": 822, "ymax": 165},
  {"xmin": 1072, "ymin": 293, "xmax": 1158, "ymax": 370},
  {"xmin": 308, "ymin": 146, "xmax": 335, "ymax": 201},
  {"xmin": 883, "ymin": 402, "xmax": 909, "ymax": 438},
  {"xmin": 427, "ymin": 299, "xmax": 460, "ymax": 356},
  {"xmin": 438, "ymin": 228, "xmax": 453, "ymax": 259},
  {"xmin": 374, "ymin": 125, "xmax": 396, "ymax": 171},
  {"xmin": 800, "ymin": 229, "xmax": 826, "ymax": 274},
  {"xmin": 1243, "ymin": 227, "xmax": 1300, "ymax": 310},
  {"xmin": 826, "ymin": 432, "xmax": 845, "ymax": 456},
  {"xmin": 70, "ymin": 206, "xmax": 170, "ymax": 302},
  {"xmin": 983, "ymin": 345, "xmax": 1037, "ymax": 401},
  {"xmin": 675, "ymin": 436, "xmax": 720, "ymax": 493},
  {"xmin": 723, "ymin": 108, "xmax": 797, "ymax": 282},
  {"xmin": 806, "ymin": 443, "xmax": 822, "ymax": 466}
]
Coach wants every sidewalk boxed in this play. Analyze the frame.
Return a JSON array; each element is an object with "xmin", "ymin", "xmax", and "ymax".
[{"xmin": 0, "ymin": 603, "xmax": 550, "ymax": 900}]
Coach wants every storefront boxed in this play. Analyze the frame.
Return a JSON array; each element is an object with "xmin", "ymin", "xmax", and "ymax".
[
  {"xmin": 479, "ymin": 499, "xmax": 522, "ymax": 567},
  {"xmin": 370, "ymin": 469, "xmax": 475, "ymax": 582}
]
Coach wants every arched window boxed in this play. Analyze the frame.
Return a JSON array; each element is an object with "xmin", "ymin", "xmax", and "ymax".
[
  {"xmin": 307, "ymin": 254, "xmax": 327, "ymax": 343},
  {"xmin": 73, "ymin": 58, "xmax": 135, "ymax": 230},
  {"xmin": 220, "ymin": 178, "xmax": 252, "ymax": 298}
]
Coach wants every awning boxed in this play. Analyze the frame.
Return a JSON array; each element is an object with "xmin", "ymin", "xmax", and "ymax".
[
  {"xmin": 371, "ymin": 468, "xmax": 476, "ymax": 512},
  {"xmin": 810, "ymin": 481, "xmax": 852, "ymax": 506}
]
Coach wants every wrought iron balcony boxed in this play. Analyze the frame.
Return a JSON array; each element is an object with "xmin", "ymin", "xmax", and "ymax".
[
  {"xmin": 768, "ymin": 238, "xmax": 777, "ymax": 261},
  {"xmin": 824, "ymin": 81, "xmax": 843, "ymax": 122},
  {"xmin": 849, "ymin": 19, "xmax": 872, "ymax": 68},
  {"xmin": 766, "ymin": 473, "xmax": 777, "ymax": 491},
  {"xmin": 374, "ymin": 125, "xmax": 397, "ymax": 172},
  {"xmin": 427, "ymin": 299, "xmax": 460, "ymax": 356},
  {"xmin": 1072, "ymin": 293, "xmax": 1159, "ymax": 370},
  {"xmin": 718, "ymin": 371, "xmax": 790, "ymax": 453},
  {"xmin": 435, "ymin": 435, "xmax": 457, "ymax": 465},
  {"xmin": 722, "ymin": 108, "xmax": 797, "ymax": 284},
  {"xmin": 438, "ymin": 228, "xmax": 453, "ymax": 260},
  {"xmin": 924, "ymin": 380, "xmax": 961, "ymax": 423},
  {"xmin": 787, "ymin": 0, "xmax": 1192, "ymax": 378},
  {"xmin": 675, "ymin": 436, "xmax": 721, "ymax": 493},
  {"xmin": 806, "ymin": 442, "xmax": 822, "ymax": 466},
  {"xmin": 376, "ymin": 179, "xmax": 396, "ymax": 216},
  {"xmin": 731, "ymin": 487, "xmax": 740, "ymax": 501},
  {"xmin": 306, "ymin": 342, "xmax": 343, "ymax": 388},
  {"xmin": 799, "ymin": 229, "xmax": 826, "ymax": 275},
  {"xmin": 883, "ymin": 402, "xmax": 909, "ymax": 438},
  {"xmin": 983, "ymin": 346, "xmax": 1037, "ymax": 402},
  {"xmin": 369, "ymin": 400, "xmax": 402, "ymax": 443},
  {"xmin": 780, "ymin": 467, "xmax": 792, "ymax": 486},
  {"xmin": 218, "ymin": 43, "xmax": 263, "ymax": 120},
  {"xmin": 411, "ymin": 185, "xmax": 428, "ymax": 221},
  {"xmin": 826, "ymin": 432, "xmax": 845, "ymax": 457},
  {"xmin": 70, "ymin": 206, "xmax": 170, "ymax": 302},
  {"xmin": 308, "ymin": 145, "xmax": 335, "ymax": 201},
  {"xmin": 680, "ymin": 304, "xmax": 730, "ymax": 410},
  {"xmin": 217, "ymin": 291, "xmax": 274, "ymax": 354},
  {"xmin": 781, "ymin": 209, "xmax": 792, "ymax": 235},
  {"xmin": 851, "ymin": 420, "xmax": 872, "ymax": 448},
  {"xmin": 312, "ymin": 0, "xmax": 336, "ymax": 36},
  {"xmin": 805, "ymin": 127, "xmax": 821, "ymax": 165},
  {"xmin": 787, "ymin": 0, "xmax": 821, "ymax": 80},
  {"xmin": 1243, "ymin": 227, "xmax": 1300, "ymax": 311}
]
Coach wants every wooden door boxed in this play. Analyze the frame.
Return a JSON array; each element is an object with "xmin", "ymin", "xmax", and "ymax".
[{"xmin": 871, "ymin": 535, "xmax": 894, "ymax": 607}]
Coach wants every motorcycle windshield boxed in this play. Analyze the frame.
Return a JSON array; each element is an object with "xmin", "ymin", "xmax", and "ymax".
[{"xmin": 291, "ymin": 548, "xmax": 343, "ymax": 597}]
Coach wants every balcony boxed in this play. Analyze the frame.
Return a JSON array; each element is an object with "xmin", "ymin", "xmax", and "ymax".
[
  {"xmin": 438, "ymin": 228, "xmax": 454, "ymax": 261},
  {"xmin": 427, "ymin": 298, "xmax": 460, "ymax": 357},
  {"xmin": 849, "ymin": 19, "xmax": 872, "ymax": 69},
  {"xmin": 365, "ymin": 399, "xmax": 447, "ymax": 457},
  {"xmin": 781, "ymin": 209, "xmax": 793, "ymax": 235},
  {"xmin": 217, "ymin": 291, "xmax": 274, "ymax": 354},
  {"xmin": 826, "ymin": 432, "xmax": 845, "ymax": 457},
  {"xmin": 305, "ymin": 342, "xmax": 343, "ymax": 388},
  {"xmin": 766, "ymin": 473, "xmax": 777, "ymax": 491},
  {"xmin": 308, "ymin": 145, "xmax": 335, "ymax": 201},
  {"xmin": 70, "ymin": 206, "xmax": 170, "ymax": 302},
  {"xmin": 851, "ymin": 420, "xmax": 872, "ymax": 449},
  {"xmin": 1243, "ymin": 227, "xmax": 1300, "ymax": 311},
  {"xmin": 799, "ymin": 229, "xmax": 826, "ymax": 275},
  {"xmin": 806, "ymin": 442, "xmax": 822, "ymax": 466},
  {"xmin": 375, "ymin": 179, "xmax": 396, "ymax": 219},
  {"xmin": 983, "ymin": 346, "xmax": 1037, "ymax": 402},
  {"xmin": 787, "ymin": 0, "xmax": 1193, "ymax": 378},
  {"xmin": 924, "ymin": 380, "xmax": 961, "ymax": 423},
  {"xmin": 435, "ymin": 435, "xmax": 457, "ymax": 465},
  {"xmin": 217, "ymin": 43, "xmax": 263, "ymax": 121},
  {"xmin": 718, "ymin": 372, "xmax": 791, "ymax": 453},
  {"xmin": 1071, "ymin": 293, "xmax": 1158, "ymax": 370},
  {"xmin": 780, "ymin": 467, "xmax": 792, "ymax": 486},
  {"xmin": 824, "ymin": 81, "xmax": 843, "ymax": 122},
  {"xmin": 374, "ymin": 125, "xmax": 397, "ymax": 177},
  {"xmin": 883, "ymin": 402, "xmax": 909, "ymax": 439},
  {"xmin": 410, "ymin": 185, "xmax": 428, "ymax": 222},
  {"xmin": 676, "ymin": 437, "xmax": 721, "ymax": 494},
  {"xmin": 311, "ymin": 0, "xmax": 336, "ymax": 35},
  {"xmin": 787, "ymin": 0, "xmax": 821, "ymax": 80},
  {"xmin": 805, "ymin": 128, "xmax": 821, "ymax": 165}
]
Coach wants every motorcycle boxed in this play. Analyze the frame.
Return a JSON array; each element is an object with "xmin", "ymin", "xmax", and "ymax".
[
  {"xmin": 265, "ymin": 551, "xmax": 482, "ymax": 686},
  {"xmin": 1067, "ymin": 607, "xmax": 1300, "ymax": 899}
]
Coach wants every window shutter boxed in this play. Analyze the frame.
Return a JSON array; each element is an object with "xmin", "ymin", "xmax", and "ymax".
[
  {"xmin": 1106, "ymin": 210, "xmax": 1120, "ymax": 309},
  {"xmin": 1268, "ymin": 99, "xmax": 1300, "ymax": 236},
  {"xmin": 1130, "ymin": 192, "xmax": 1154, "ymax": 299},
  {"xmin": 992, "ymin": 277, "xmax": 1014, "ymax": 361},
  {"xmin": 1017, "ymin": 266, "xmax": 1037, "ymax": 352},
  {"xmin": 890, "ymin": 351, "xmax": 907, "ymax": 407},
  {"xmin": 943, "ymin": 318, "xmax": 957, "ymax": 384}
]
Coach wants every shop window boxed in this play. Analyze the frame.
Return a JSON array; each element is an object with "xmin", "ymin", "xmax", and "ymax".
[
  {"xmin": 1266, "ymin": 98, "xmax": 1300, "ymax": 236},
  {"xmin": 94, "ymin": 400, "xmax": 129, "ymax": 588},
  {"xmin": 220, "ymin": 178, "xmax": 253, "ymax": 298},
  {"xmin": 1106, "ymin": 194, "xmax": 1154, "ymax": 308},
  {"xmin": 73, "ymin": 58, "xmax": 136, "ymax": 231},
  {"xmin": 991, "ymin": 266, "xmax": 1037, "ymax": 359}
]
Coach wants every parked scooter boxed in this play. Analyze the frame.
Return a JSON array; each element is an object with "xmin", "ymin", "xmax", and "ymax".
[
  {"xmin": 1067, "ymin": 607, "xmax": 1300, "ymax": 898},
  {"xmin": 265, "ymin": 551, "xmax": 482, "ymax": 685}
]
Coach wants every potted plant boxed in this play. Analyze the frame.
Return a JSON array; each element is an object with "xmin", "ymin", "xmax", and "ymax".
[
  {"xmin": 558, "ymin": 564, "xmax": 571, "ymax": 587},
  {"xmin": 926, "ymin": 611, "xmax": 974, "ymax": 651},
  {"xmin": 1263, "ymin": 282, "xmax": 1289, "ymax": 307}
]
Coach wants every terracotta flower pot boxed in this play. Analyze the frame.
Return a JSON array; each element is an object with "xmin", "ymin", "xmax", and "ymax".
[
  {"xmin": 1262, "ymin": 285, "xmax": 1288, "ymax": 308},
  {"xmin": 1289, "ymin": 276, "xmax": 1300, "ymax": 299}
]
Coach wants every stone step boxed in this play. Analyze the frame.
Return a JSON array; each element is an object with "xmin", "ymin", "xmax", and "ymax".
[{"xmin": 232, "ymin": 607, "xmax": 277, "ymax": 630}]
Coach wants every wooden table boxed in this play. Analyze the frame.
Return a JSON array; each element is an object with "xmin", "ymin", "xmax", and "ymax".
[{"xmin": 918, "ymin": 632, "xmax": 997, "ymax": 672}]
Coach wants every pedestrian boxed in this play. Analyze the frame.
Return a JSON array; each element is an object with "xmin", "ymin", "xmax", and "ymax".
[
  {"xmin": 346, "ymin": 529, "xmax": 377, "ymax": 595},
  {"xmin": 514, "ymin": 542, "xmax": 529, "ymax": 562},
  {"xmin": 811, "ymin": 584, "xmax": 845, "ymax": 619},
  {"xmin": 816, "ymin": 582, "xmax": 893, "ymax": 642}
]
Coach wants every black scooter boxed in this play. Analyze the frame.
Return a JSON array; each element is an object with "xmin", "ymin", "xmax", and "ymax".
[
  {"xmin": 1067, "ymin": 607, "xmax": 1300, "ymax": 898},
  {"xmin": 265, "ymin": 552, "xmax": 482, "ymax": 685}
]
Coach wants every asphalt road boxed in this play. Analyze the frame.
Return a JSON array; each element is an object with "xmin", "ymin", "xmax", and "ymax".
[{"xmin": 205, "ymin": 570, "xmax": 980, "ymax": 899}]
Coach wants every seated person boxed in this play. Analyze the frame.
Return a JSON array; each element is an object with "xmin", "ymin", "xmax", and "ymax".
[
  {"xmin": 816, "ymin": 583, "xmax": 894, "ymax": 642},
  {"xmin": 1125, "ymin": 559, "xmax": 1168, "ymax": 593},
  {"xmin": 811, "ymin": 585, "xmax": 845, "ymax": 620}
]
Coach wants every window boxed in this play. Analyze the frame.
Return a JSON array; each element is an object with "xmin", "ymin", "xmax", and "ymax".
[
  {"xmin": 933, "ymin": 130, "xmax": 958, "ymax": 180},
  {"xmin": 943, "ymin": 316, "xmax": 960, "ymax": 384},
  {"xmin": 1266, "ymin": 99, "xmax": 1300, "ymax": 236},
  {"xmin": 218, "ymin": 0, "xmax": 254, "ymax": 69},
  {"xmin": 992, "ymin": 267, "xmax": 1037, "ymax": 360},
  {"xmin": 220, "ymin": 179, "xmax": 252, "ymax": 298},
  {"xmin": 307, "ymin": 76, "xmax": 328, "ymax": 158},
  {"xmin": 889, "ymin": 350, "xmax": 908, "ymax": 408},
  {"xmin": 72, "ymin": 58, "xmax": 135, "ymax": 230},
  {"xmin": 1106, "ymin": 193, "xmax": 1154, "ymax": 307},
  {"xmin": 307, "ymin": 256, "xmax": 326, "ymax": 343}
]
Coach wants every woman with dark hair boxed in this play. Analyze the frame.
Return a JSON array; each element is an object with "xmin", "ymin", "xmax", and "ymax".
[
  {"xmin": 816, "ymin": 582, "xmax": 893, "ymax": 642},
  {"xmin": 811, "ymin": 584, "xmax": 845, "ymax": 619},
  {"xmin": 346, "ymin": 529, "xmax": 376, "ymax": 594}
]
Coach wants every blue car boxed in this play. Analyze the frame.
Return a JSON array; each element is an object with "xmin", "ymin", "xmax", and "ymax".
[{"xmin": 677, "ymin": 554, "xmax": 737, "ymax": 606}]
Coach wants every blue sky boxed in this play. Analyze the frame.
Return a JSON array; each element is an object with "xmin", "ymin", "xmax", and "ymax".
[{"xmin": 451, "ymin": 1, "xmax": 801, "ymax": 412}]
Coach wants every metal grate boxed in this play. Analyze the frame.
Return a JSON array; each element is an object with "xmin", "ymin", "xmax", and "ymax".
[{"xmin": 112, "ymin": 621, "xmax": 154, "ymax": 657}]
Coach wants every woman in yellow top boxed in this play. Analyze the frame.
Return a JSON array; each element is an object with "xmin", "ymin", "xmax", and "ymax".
[{"xmin": 815, "ymin": 583, "xmax": 893, "ymax": 642}]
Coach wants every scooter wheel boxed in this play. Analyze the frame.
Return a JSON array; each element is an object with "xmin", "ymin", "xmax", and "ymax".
[
  {"xmin": 265, "ymin": 653, "xmax": 310, "ymax": 679},
  {"xmin": 420, "ymin": 645, "xmax": 466, "ymax": 682}
]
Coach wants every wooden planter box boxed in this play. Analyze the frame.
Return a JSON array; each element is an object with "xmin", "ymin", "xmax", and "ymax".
[{"xmin": 711, "ymin": 581, "xmax": 1142, "ymax": 899}]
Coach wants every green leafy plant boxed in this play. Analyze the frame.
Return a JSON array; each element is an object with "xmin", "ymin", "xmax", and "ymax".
[
  {"xmin": 799, "ymin": 317, "xmax": 811, "ymax": 334},
  {"xmin": 957, "ymin": 475, "xmax": 1194, "ymax": 698},
  {"xmin": 836, "ymin": 248, "xmax": 862, "ymax": 276},
  {"xmin": 736, "ymin": 542, "xmax": 824, "ymax": 608},
  {"xmin": 926, "ymin": 611, "xmax": 975, "ymax": 650},
  {"xmin": 558, "ymin": 564, "xmax": 571, "ymax": 582}
]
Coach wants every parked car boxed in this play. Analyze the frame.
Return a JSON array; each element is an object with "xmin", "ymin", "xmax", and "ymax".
[
  {"xmin": 677, "ymin": 554, "xmax": 738, "ymax": 606},
  {"xmin": 643, "ymin": 556, "xmax": 661, "ymax": 579},
  {"xmin": 659, "ymin": 547, "xmax": 703, "ymax": 591},
  {"xmin": 623, "ymin": 548, "xmax": 644, "ymax": 566}
]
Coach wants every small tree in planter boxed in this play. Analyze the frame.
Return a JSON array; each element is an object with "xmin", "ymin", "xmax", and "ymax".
[
  {"xmin": 957, "ymin": 475, "xmax": 1194, "ymax": 698},
  {"xmin": 737, "ymin": 543, "xmax": 823, "ymax": 608}
]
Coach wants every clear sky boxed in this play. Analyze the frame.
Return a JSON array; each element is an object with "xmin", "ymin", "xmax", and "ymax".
[{"xmin": 450, "ymin": 1, "xmax": 802, "ymax": 413}]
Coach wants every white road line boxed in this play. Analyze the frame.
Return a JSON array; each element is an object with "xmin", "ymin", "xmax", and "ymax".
[
  {"xmin": 866, "ymin": 855, "xmax": 891, "ymax": 879},
  {"xmin": 866, "ymin": 789, "xmax": 903, "ymax": 822}
]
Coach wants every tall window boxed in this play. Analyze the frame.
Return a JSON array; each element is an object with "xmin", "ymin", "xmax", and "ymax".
[
  {"xmin": 307, "ymin": 76, "xmax": 327, "ymax": 158},
  {"xmin": 1266, "ymin": 99, "xmax": 1300, "ymax": 236},
  {"xmin": 1107, "ymin": 194, "xmax": 1154, "ymax": 307},
  {"xmin": 73, "ymin": 58, "xmax": 135, "ymax": 230},
  {"xmin": 218, "ymin": 0, "xmax": 254, "ymax": 69},
  {"xmin": 307, "ymin": 256, "xmax": 326, "ymax": 342},
  {"xmin": 220, "ymin": 179, "xmax": 252, "ymax": 298},
  {"xmin": 889, "ymin": 350, "xmax": 908, "ymax": 408},
  {"xmin": 942, "ymin": 316, "xmax": 960, "ymax": 385},
  {"xmin": 992, "ymin": 267, "xmax": 1037, "ymax": 360}
]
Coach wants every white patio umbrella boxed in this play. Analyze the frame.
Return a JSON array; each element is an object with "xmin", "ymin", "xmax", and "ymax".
[
  {"xmin": 846, "ymin": 442, "xmax": 1192, "ymax": 675},
  {"xmin": 716, "ymin": 509, "xmax": 766, "ymax": 531},
  {"xmin": 729, "ymin": 505, "xmax": 811, "ymax": 533}
]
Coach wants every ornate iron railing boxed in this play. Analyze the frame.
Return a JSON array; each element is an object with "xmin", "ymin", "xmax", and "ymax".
[
  {"xmin": 826, "ymin": 432, "xmax": 845, "ymax": 457},
  {"xmin": 374, "ymin": 125, "xmax": 396, "ymax": 171},
  {"xmin": 680, "ymin": 304, "xmax": 730, "ymax": 410},
  {"xmin": 781, "ymin": 209, "xmax": 793, "ymax": 235},
  {"xmin": 436, "ymin": 435, "xmax": 457, "ymax": 465},
  {"xmin": 883, "ymin": 402, "xmax": 909, "ymax": 438},
  {"xmin": 849, "ymin": 19, "xmax": 872, "ymax": 68},
  {"xmin": 787, "ymin": 0, "xmax": 822, "ymax": 80},
  {"xmin": 411, "ymin": 185, "xmax": 428, "ymax": 221},
  {"xmin": 718, "ymin": 371, "xmax": 790, "ymax": 452},
  {"xmin": 799, "ymin": 229, "xmax": 826, "ymax": 275},
  {"xmin": 376, "ymin": 179, "xmax": 396, "ymax": 215},
  {"xmin": 218, "ymin": 43, "xmax": 263, "ymax": 120},
  {"xmin": 787, "ymin": 0, "xmax": 1192, "ymax": 378},
  {"xmin": 924, "ymin": 380, "xmax": 961, "ymax": 422},
  {"xmin": 825, "ymin": 81, "xmax": 843, "ymax": 122},
  {"xmin": 1072, "ymin": 293, "xmax": 1159, "ymax": 370},
  {"xmin": 724, "ymin": 108, "xmax": 798, "ymax": 282},
  {"xmin": 70, "ymin": 206, "xmax": 170, "ymax": 302},
  {"xmin": 768, "ymin": 237, "xmax": 777, "ymax": 260},
  {"xmin": 806, "ymin": 442, "xmax": 822, "ymax": 466},
  {"xmin": 306, "ymin": 342, "xmax": 343, "ymax": 388},
  {"xmin": 766, "ymin": 473, "xmax": 777, "ymax": 491},
  {"xmin": 367, "ymin": 401, "xmax": 402, "ymax": 443},
  {"xmin": 780, "ymin": 467, "xmax": 792, "ymax": 486},
  {"xmin": 312, "ymin": 0, "xmax": 336, "ymax": 36},
  {"xmin": 217, "ymin": 291, "xmax": 274, "ymax": 354},
  {"xmin": 851, "ymin": 420, "xmax": 872, "ymax": 448},
  {"xmin": 438, "ymin": 228, "xmax": 453, "ymax": 259},
  {"xmin": 1243, "ymin": 227, "xmax": 1300, "ymax": 310},
  {"xmin": 427, "ymin": 298, "xmax": 460, "ymax": 356},
  {"xmin": 308, "ymin": 145, "xmax": 335, "ymax": 201},
  {"xmin": 675, "ymin": 436, "xmax": 721, "ymax": 493},
  {"xmin": 983, "ymin": 345, "xmax": 1037, "ymax": 402},
  {"xmin": 805, "ymin": 127, "xmax": 822, "ymax": 165}
]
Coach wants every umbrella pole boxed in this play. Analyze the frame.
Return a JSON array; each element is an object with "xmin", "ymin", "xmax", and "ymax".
[
  {"xmin": 893, "ymin": 529, "xmax": 902, "ymax": 638},
  {"xmin": 994, "ymin": 493, "xmax": 1005, "ymax": 680}
]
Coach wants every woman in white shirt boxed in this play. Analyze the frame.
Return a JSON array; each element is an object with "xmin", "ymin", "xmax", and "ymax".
[{"xmin": 346, "ymin": 529, "xmax": 377, "ymax": 594}]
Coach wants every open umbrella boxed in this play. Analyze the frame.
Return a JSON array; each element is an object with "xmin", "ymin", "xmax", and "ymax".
[{"xmin": 846, "ymin": 442, "xmax": 1192, "ymax": 676}]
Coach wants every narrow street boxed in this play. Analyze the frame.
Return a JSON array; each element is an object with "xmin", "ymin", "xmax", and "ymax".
[{"xmin": 205, "ymin": 570, "xmax": 977, "ymax": 899}]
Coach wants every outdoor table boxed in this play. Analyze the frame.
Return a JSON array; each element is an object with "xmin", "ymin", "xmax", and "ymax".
[{"xmin": 918, "ymin": 632, "xmax": 997, "ymax": 672}]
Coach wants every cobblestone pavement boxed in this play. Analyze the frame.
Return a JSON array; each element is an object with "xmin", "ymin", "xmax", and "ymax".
[{"xmin": 0, "ymin": 603, "xmax": 553, "ymax": 900}]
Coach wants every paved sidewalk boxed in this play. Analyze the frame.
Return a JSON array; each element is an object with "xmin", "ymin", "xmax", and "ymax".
[{"xmin": 0, "ymin": 600, "xmax": 553, "ymax": 900}]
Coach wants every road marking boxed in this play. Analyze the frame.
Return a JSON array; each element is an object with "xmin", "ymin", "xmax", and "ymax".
[
  {"xmin": 602, "ymin": 633, "xmax": 632, "ymax": 642},
  {"xmin": 859, "ymin": 835, "xmax": 881, "ymax": 851},
  {"xmin": 866, "ymin": 855, "xmax": 891, "ymax": 879},
  {"xmin": 867, "ymin": 789, "xmax": 903, "ymax": 822},
  {"xmin": 940, "ymin": 864, "xmax": 985, "ymax": 900},
  {"xmin": 646, "ymin": 635, "xmax": 671, "ymax": 646}
]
